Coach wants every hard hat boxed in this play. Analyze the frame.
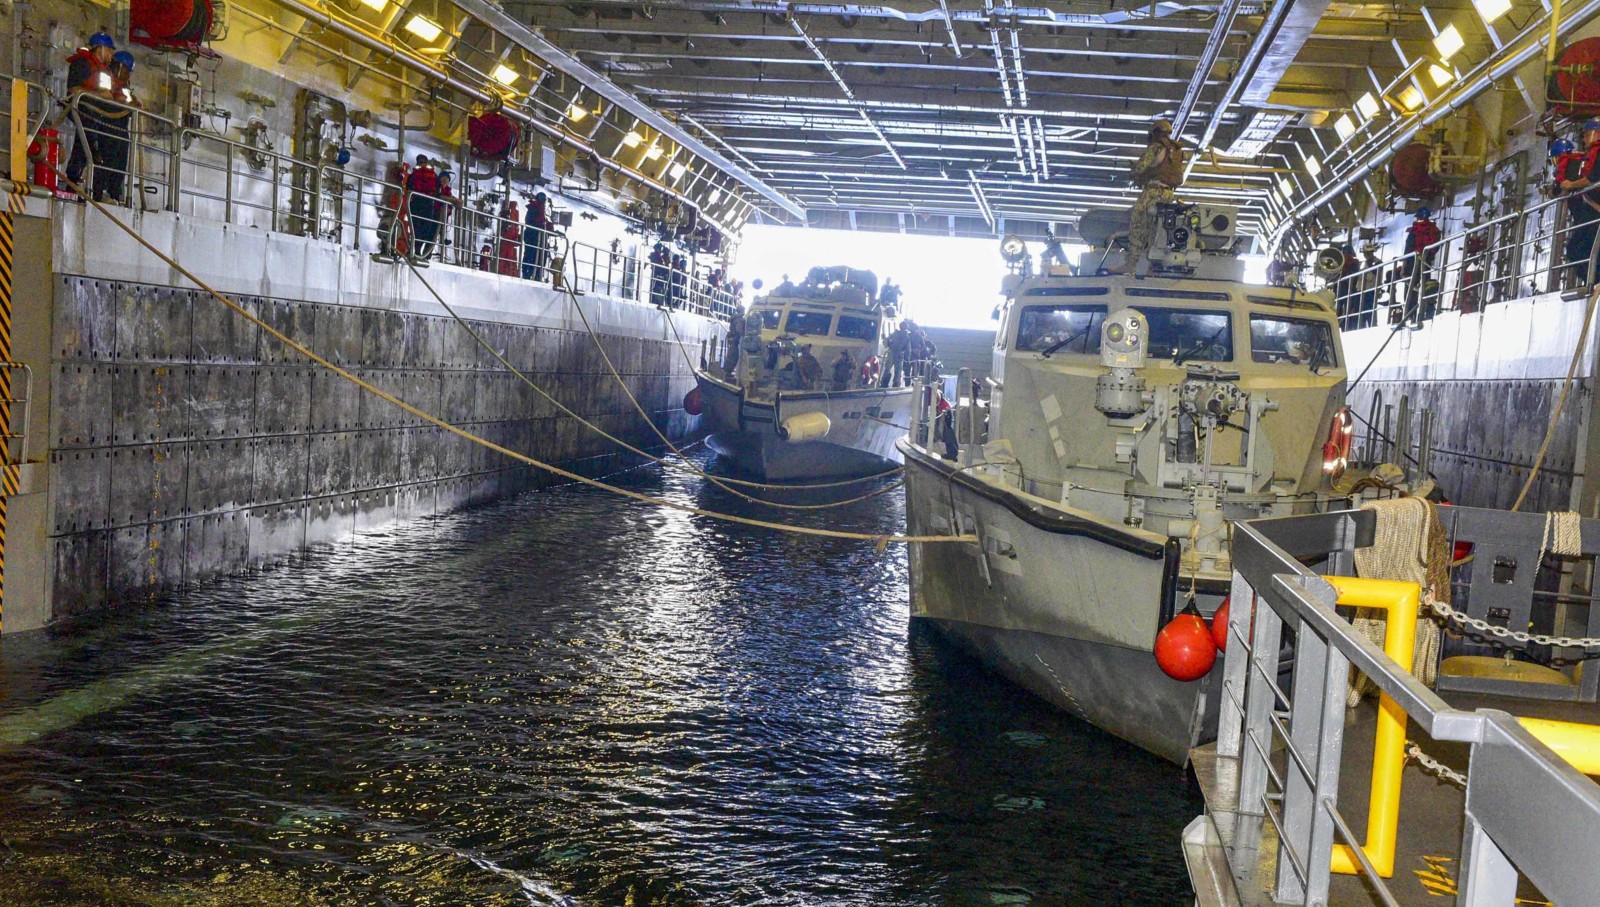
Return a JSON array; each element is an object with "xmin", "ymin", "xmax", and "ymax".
[
  {"xmin": 88, "ymin": 32, "xmax": 115, "ymax": 49},
  {"xmin": 1152, "ymin": 119, "xmax": 1174, "ymax": 133},
  {"xmin": 1417, "ymin": 206, "xmax": 1432, "ymax": 219},
  {"xmin": 1552, "ymin": 137, "xmax": 1578, "ymax": 157},
  {"xmin": 535, "ymin": 191, "xmax": 546, "ymax": 201},
  {"xmin": 112, "ymin": 51, "xmax": 134, "ymax": 70},
  {"xmin": 1585, "ymin": 117, "xmax": 1600, "ymax": 132}
]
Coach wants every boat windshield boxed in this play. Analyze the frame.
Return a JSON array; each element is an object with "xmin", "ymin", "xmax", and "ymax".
[
  {"xmin": 757, "ymin": 310, "xmax": 782, "ymax": 329},
  {"xmin": 1016, "ymin": 304, "xmax": 1106, "ymax": 354},
  {"xmin": 1146, "ymin": 309, "xmax": 1233, "ymax": 363},
  {"xmin": 1250, "ymin": 314, "xmax": 1337, "ymax": 367},
  {"xmin": 836, "ymin": 314, "xmax": 879, "ymax": 341},
  {"xmin": 785, "ymin": 311, "xmax": 834, "ymax": 335}
]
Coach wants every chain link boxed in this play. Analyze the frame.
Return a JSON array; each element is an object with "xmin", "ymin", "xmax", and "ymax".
[
  {"xmin": 1424, "ymin": 592, "xmax": 1600, "ymax": 650},
  {"xmin": 1405, "ymin": 741, "xmax": 1467, "ymax": 788}
]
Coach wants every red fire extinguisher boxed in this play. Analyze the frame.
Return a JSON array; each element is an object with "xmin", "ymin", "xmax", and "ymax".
[{"xmin": 27, "ymin": 127, "xmax": 61, "ymax": 192}]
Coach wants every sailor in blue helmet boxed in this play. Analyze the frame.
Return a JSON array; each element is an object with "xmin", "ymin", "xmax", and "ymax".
[
  {"xmin": 1559, "ymin": 118, "xmax": 1600, "ymax": 286},
  {"xmin": 64, "ymin": 32, "xmax": 123, "ymax": 201},
  {"xmin": 522, "ymin": 191, "xmax": 551, "ymax": 281},
  {"xmin": 1400, "ymin": 206, "xmax": 1441, "ymax": 321},
  {"xmin": 649, "ymin": 242, "xmax": 671, "ymax": 308}
]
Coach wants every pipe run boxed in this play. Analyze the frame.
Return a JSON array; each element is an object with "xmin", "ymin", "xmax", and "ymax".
[
  {"xmin": 1170, "ymin": 0, "xmax": 1249, "ymax": 137},
  {"xmin": 1275, "ymin": 0, "xmax": 1600, "ymax": 244},
  {"xmin": 268, "ymin": 0, "xmax": 751, "ymax": 235}
]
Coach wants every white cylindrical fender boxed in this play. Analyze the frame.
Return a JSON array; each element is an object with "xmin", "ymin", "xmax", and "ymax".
[{"xmin": 778, "ymin": 411, "xmax": 831, "ymax": 442}]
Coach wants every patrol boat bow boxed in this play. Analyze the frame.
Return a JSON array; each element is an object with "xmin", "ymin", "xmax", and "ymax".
[
  {"xmin": 696, "ymin": 267, "xmax": 916, "ymax": 481},
  {"xmin": 901, "ymin": 204, "xmax": 1349, "ymax": 763}
]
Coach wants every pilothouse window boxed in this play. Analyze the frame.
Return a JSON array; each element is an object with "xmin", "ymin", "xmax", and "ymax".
[
  {"xmin": 757, "ymin": 310, "xmax": 782, "ymax": 329},
  {"xmin": 785, "ymin": 311, "xmax": 834, "ymax": 336},
  {"xmin": 835, "ymin": 315, "xmax": 878, "ymax": 341},
  {"xmin": 1144, "ymin": 310, "xmax": 1233, "ymax": 363},
  {"xmin": 1016, "ymin": 304, "xmax": 1107, "ymax": 354},
  {"xmin": 1250, "ymin": 314, "xmax": 1337, "ymax": 367}
]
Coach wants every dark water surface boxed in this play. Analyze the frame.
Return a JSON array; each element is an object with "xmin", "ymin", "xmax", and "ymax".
[{"xmin": 0, "ymin": 456, "xmax": 1199, "ymax": 906}]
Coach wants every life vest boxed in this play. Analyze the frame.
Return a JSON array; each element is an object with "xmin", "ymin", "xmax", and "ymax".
[
  {"xmin": 68, "ymin": 49, "xmax": 113, "ymax": 94},
  {"xmin": 406, "ymin": 165, "xmax": 438, "ymax": 196},
  {"xmin": 1155, "ymin": 138, "xmax": 1187, "ymax": 187},
  {"xmin": 1406, "ymin": 218, "xmax": 1441, "ymax": 253}
]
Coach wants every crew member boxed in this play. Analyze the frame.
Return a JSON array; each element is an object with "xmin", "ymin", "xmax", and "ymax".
[
  {"xmin": 670, "ymin": 254, "xmax": 689, "ymax": 310},
  {"xmin": 883, "ymin": 321, "xmax": 911, "ymax": 387},
  {"xmin": 523, "ymin": 192, "xmax": 551, "ymax": 281},
  {"xmin": 435, "ymin": 170, "xmax": 458, "ymax": 262},
  {"xmin": 497, "ymin": 201, "xmax": 521, "ymax": 277},
  {"xmin": 878, "ymin": 279, "xmax": 901, "ymax": 310},
  {"xmin": 1560, "ymin": 119, "xmax": 1600, "ymax": 287},
  {"xmin": 1121, "ymin": 120, "xmax": 1187, "ymax": 275},
  {"xmin": 831, "ymin": 349, "xmax": 856, "ymax": 391},
  {"xmin": 649, "ymin": 243, "xmax": 671, "ymax": 308},
  {"xmin": 722, "ymin": 312, "xmax": 743, "ymax": 373},
  {"xmin": 406, "ymin": 155, "xmax": 440, "ymax": 262},
  {"xmin": 98, "ymin": 50, "xmax": 138, "ymax": 206},
  {"xmin": 795, "ymin": 344, "xmax": 823, "ymax": 390},
  {"xmin": 1401, "ymin": 207, "xmax": 1442, "ymax": 321},
  {"xmin": 63, "ymin": 32, "xmax": 119, "ymax": 201}
]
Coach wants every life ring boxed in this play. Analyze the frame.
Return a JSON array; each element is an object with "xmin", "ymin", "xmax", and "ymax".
[
  {"xmin": 1321, "ymin": 406, "xmax": 1354, "ymax": 479},
  {"xmin": 860, "ymin": 355, "xmax": 880, "ymax": 386}
]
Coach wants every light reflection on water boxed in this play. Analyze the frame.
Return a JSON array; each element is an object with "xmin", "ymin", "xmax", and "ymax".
[{"xmin": 0, "ymin": 455, "xmax": 1199, "ymax": 905}]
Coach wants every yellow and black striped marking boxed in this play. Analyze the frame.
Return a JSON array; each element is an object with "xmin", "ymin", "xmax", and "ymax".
[{"xmin": 0, "ymin": 182, "xmax": 24, "ymax": 632}]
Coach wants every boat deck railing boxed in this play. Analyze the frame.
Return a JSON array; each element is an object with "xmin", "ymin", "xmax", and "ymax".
[
  {"xmin": 1324, "ymin": 185, "xmax": 1600, "ymax": 332},
  {"xmin": 1210, "ymin": 507, "xmax": 1600, "ymax": 906},
  {"xmin": 10, "ymin": 83, "xmax": 738, "ymax": 322}
]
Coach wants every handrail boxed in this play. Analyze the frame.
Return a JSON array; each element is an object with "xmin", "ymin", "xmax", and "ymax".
[{"xmin": 1213, "ymin": 508, "xmax": 1600, "ymax": 906}]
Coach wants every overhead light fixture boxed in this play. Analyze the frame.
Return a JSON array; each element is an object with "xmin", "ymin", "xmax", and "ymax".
[
  {"xmin": 1473, "ymin": 0, "xmax": 1512, "ymax": 24},
  {"xmin": 1334, "ymin": 113, "xmax": 1357, "ymax": 140},
  {"xmin": 644, "ymin": 144, "xmax": 664, "ymax": 160},
  {"xmin": 707, "ymin": 188, "xmax": 721, "ymax": 204},
  {"xmin": 404, "ymin": 14, "xmax": 443, "ymax": 42},
  {"xmin": 668, "ymin": 162, "xmax": 687, "ymax": 180},
  {"xmin": 622, "ymin": 130, "xmax": 643, "ymax": 148},
  {"xmin": 1304, "ymin": 155, "xmax": 1322, "ymax": 177},
  {"xmin": 566, "ymin": 104, "xmax": 587, "ymax": 122},
  {"xmin": 357, "ymin": 0, "xmax": 386, "ymax": 10},
  {"xmin": 1433, "ymin": 23, "xmax": 1464, "ymax": 61},
  {"xmin": 1355, "ymin": 91, "xmax": 1381, "ymax": 120},
  {"xmin": 491, "ymin": 64, "xmax": 518, "ymax": 87},
  {"xmin": 1277, "ymin": 176, "xmax": 1294, "ymax": 198},
  {"xmin": 1394, "ymin": 84, "xmax": 1426, "ymax": 112},
  {"xmin": 1428, "ymin": 63, "xmax": 1455, "ymax": 87}
]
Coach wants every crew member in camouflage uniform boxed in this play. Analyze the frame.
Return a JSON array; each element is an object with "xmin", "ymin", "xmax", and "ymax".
[{"xmin": 1120, "ymin": 120, "xmax": 1187, "ymax": 274}]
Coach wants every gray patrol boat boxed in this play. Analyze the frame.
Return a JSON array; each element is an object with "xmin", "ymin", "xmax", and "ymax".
[{"xmin": 900, "ymin": 204, "xmax": 1350, "ymax": 763}]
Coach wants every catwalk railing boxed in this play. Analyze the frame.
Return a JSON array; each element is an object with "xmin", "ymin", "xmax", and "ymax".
[
  {"xmin": 1327, "ymin": 185, "xmax": 1600, "ymax": 332},
  {"xmin": 24, "ymin": 89, "xmax": 738, "ymax": 322},
  {"xmin": 1216, "ymin": 508, "xmax": 1600, "ymax": 906}
]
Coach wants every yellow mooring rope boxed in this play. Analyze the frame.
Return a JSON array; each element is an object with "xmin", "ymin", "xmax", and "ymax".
[
  {"xmin": 401, "ymin": 256, "xmax": 905, "ymax": 510},
  {"xmin": 54, "ymin": 173, "xmax": 972, "ymax": 547}
]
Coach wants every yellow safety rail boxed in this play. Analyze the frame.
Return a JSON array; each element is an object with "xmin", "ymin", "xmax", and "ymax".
[{"xmin": 1325, "ymin": 576, "xmax": 1600, "ymax": 880}]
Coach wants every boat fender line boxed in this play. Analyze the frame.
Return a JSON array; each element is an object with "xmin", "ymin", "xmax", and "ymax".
[
  {"xmin": 778, "ymin": 411, "xmax": 831, "ymax": 442},
  {"xmin": 55, "ymin": 170, "xmax": 970, "ymax": 549}
]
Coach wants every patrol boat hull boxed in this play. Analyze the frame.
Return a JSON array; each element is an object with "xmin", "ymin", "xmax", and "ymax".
[
  {"xmin": 900, "ymin": 439, "xmax": 1220, "ymax": 765},
  {"xmin": 696, "ymin": 371, "xmax": 913, "ymax": 481}
]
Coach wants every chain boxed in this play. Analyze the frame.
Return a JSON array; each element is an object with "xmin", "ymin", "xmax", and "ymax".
[
  {"xmin": 1405, "ymin": 741, "xmax": 1467, "ymax": 787},
  {"xmin": 1424, "ymin": 592, "xmax": 1600, "ymax": 651}
]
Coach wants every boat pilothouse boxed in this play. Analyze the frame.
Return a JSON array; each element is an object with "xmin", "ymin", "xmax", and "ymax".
[
  {"xmin": 696, "ymin": 266, "xmax": 916, "ymax": 481},
  {"xmin": 901, "ymin": 201, "xmax": 1349, "ymax": 763}
]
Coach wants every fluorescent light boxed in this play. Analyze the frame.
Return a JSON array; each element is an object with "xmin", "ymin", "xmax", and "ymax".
[
  {"xmin": 491, "ymin": 64, "xmax": 518, "ymax": 87},
  {"xmin": 404, "ymin": 14, "xmax": 442, "ymax": 42},
  {"xmin": 1277, "ymin": 176, "xmax": 1294, "ymax": 198},
  {"xmin": 1304, "ymin": 155, "xmax": 1322, "ymax": 177},
  {"xmin": 1473, "ymin": 0, "xmax": 1512, "ymax": 23},
  {"xmin": 644, "ymin": 144, "xmax": 663, "ymax": 160},
  {"xmin": 621, "ymin": 130, "xmax": 643, "ymax": 148},
  {"xmin": 1433, "ymin": 23, "xmax": 1464, "ymax": 61},
  {"xmin": 1428, "ymin": 63, "xmax": 1455, "ymax": 87},
  {"xmin": 357, "ymin": 0, "xmax": 386, "ymax": 10},
  {"xmin": 1394, "ymin": 84, "xmax": 1426, "ymax": 112},
  {"xmin": 1356, "ymin": 91, "xmax": 1381, "ymax": 120},
  {"xmin": 707, "ymin": 188, "xmax": 721, "ymax": 204},
  {"xmin": 1334, "ymin": 113, "xmax": 1356, "ymax": 140},
  {"xmin": 566, "ymin": 104, "xmax": 587, "ymax": 122},
  {"xmin": 668, "ymin": 162, "xmax": 687, "ymax": 180}
]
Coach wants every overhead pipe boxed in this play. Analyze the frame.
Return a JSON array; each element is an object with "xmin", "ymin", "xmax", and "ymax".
[
  {"xmin": 788, "ymin": 17, "xmax": 908, "ymax": 169},
  {"xmin": 1194, "ymin": 0, "xmax": 1308, "ymax": 152},
  {"xmin": 935, "ymin": 0, "xmax": 964, "ymax": 58},
  {"xmin": 1275, "ymin": 0, "xmax": 1600, "ymax": 244},
  {"xmin": 452, "ymin": 0, "xmax": 804, "ymax": 217},
  {"xmin": 502, "ymin": 0, "xmax": 1253, "ymax": 31},
  {"xmin": 265, "ymin": 0, "xmax": 750, "ymax": 235},
  {"xmin": 1170, "ymin": 0, "xmax": 1249, "ymax": 136}
]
